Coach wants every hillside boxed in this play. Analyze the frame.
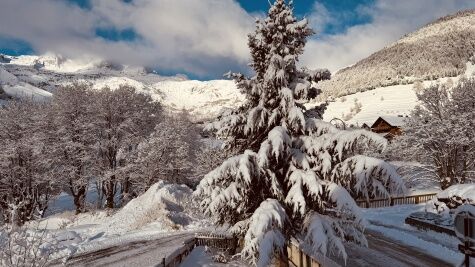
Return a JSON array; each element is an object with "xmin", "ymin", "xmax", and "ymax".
[{"xmin": 319, "ymin": 9, "xmax": 475, "ymax": 98}]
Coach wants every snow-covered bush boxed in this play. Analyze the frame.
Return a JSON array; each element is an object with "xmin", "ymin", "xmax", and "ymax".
[
  {"xmin": 195, "ymin": 1, "xmax": 404, "ymax": 266},
  {"xmin": 0, "ymin": 224, "xmax": 59, "ymax": 267},
  {"xmin": 392, "ymin": 78, "xmax": 475, "ymax": 189},
  {"xmin": 426, "ymin": 184, "xmax": 475, "ymax": 216}
]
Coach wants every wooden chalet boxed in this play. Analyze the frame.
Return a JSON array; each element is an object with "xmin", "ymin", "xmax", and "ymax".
[{"xmin": 369, "ymin": 116, "xmax": 405, "ymax": 140}]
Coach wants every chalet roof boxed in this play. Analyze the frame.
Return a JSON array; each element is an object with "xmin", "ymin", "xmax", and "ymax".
[{"xmin": 370, "ymin": 116, "xmax": 406, "ymax": 128}]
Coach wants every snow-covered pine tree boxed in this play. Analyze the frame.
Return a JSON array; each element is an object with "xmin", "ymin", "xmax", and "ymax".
[{"xmin": 196, "ymin": 1, "xmax": 404, "ymax": 266}]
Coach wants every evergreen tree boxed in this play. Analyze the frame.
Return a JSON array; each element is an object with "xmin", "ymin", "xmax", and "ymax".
[{"xmin": 196, "ymin": 1, "xmax": 404, "ymax": 266}]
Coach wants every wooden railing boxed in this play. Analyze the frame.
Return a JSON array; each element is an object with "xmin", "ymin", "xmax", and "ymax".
[
  {"xmin": 356, "ymin": 193, "xmax": 437, "ymax": 208},
  {"xmin": 195, "ymin": 233, "xmax": 238, "ymax": 253},
  {"xmin": 160, "ymin": 233, "xmax": 237, "ymax": 267},
  {"xmin": 286, "ymin": 238, "xmax": 340, "ymax": 267}
]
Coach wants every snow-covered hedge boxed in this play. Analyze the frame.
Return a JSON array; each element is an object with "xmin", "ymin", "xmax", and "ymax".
[{"xmin": 426, "ymin": 183, "xmax": 475, "ymax": 216}]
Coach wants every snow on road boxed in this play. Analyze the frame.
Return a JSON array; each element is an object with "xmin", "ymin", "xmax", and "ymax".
[
  {"xmin": 51, "ymin": 232, "xmax": 195, "ymax": 267},
  {"xmin": 336, "ymin": 229, "xmax": 451, "ymax": 267},
  {"xmin": 360, "ymin": 204, "xmax": 467, "ymax": 266},
  {"xmin": 180, "ymin": 246, "xmax": 247, "ymax": 267},
  {"xmin": 31, "ymin": 181, "xmax": 211, "ymax": 265}
]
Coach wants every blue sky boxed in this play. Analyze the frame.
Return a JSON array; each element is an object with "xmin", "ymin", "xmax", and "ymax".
[{"xmin": 1, "ymin": 0, "xmax": 474, "ymax": 79}]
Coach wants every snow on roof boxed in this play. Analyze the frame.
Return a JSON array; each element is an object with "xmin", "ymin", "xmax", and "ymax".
[{"xmin": 375, "ymin": 116, "xmax": 407, "ymax": 127}]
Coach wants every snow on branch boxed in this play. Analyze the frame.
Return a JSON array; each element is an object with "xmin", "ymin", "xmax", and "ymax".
[
  {"xmin": 195, "ymin": 150, "xmax": 259, "ymax": 214},
  {"xmin": 331, "ymin": 156, "xmax": 405, "ymax": 200},
  {"xmin": 242, "ymin": 199, "xmax": 287, "ymax": 267}
]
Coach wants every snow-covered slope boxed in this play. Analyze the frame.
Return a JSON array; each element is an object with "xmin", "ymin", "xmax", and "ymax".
[
  {"xmin": 0, "ymin": 54, "xmax": 242, "ymax": 119},
  {"xmin": 321, "ymin": 84, "xmax": 417, "ymax": 126},
  {"xmin": 152, "ymin": 80, "xmax": 244, "ymax": 118},
  {"xmin": 320, "ymin": 61, "xmax": 475, "ymax": 126},
  {"xmin": 319, "ymin": 9, "xmax": 475, "ymax": 98}
]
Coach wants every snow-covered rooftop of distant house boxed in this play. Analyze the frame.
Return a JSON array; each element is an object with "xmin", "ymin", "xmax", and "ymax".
[{"xmin": 373, "ymin": 116, "xmax": 408, "ymax": 127}]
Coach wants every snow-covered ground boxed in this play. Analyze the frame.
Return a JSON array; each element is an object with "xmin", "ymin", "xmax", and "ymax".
[
  {"xmin": 180, "ymin": 246, "xmax": 247, "ymax": 267},
  {"xmin": 21, "ymin": 181, "xmax": 210, "ymax": 264},
  {"xmin": 321, "ymin": 61, "xmax": 475, "ymax": 126},
  {"xmin": 321, "ymin": 84, "xmax": 417, "ymax": 126},
  {"xmin": 437, "ymin": 183, "xmax": 475, "ymax": 200}
]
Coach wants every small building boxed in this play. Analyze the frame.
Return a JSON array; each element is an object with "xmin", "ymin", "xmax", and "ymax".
[{"xmin": 370, "ymin": 116, "xmax": 405, "ymax": 140}]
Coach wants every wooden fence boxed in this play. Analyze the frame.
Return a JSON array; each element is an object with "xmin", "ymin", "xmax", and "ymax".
[
  {"xmin": 162, "ymin": 193, "xmax": 439, "ymax": 266},
  {"xmin": 195, "ymin": 233, "xmax": 238, "ymax": 253},
  {"xmin": 160, "ymin": 233, "xmax": 237, "ymax": 267},
  {"xmin": 356, "ymin": 193, "xmax": 437, "ymax": 208},
  {"xmin": 286, "ymin": 238, "xmax": 340, "ymax": 267}
]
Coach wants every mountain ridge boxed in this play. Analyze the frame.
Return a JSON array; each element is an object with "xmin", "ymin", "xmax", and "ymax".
[{"xmin": 319, "ymin": 9, "xmax": 475, "ymax": 98}]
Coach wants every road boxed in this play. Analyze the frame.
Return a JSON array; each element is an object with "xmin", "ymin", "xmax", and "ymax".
[
  {"xmin": 50, "ymin": 230, "xmax": 452, "ymax": 267},
  {"xmin": 332, "ymin": 229, "xmax": 452, "ymax": 267},
  {"xmin": 51, "ymin": 232, "xmax": 195, "ymax": 267}
]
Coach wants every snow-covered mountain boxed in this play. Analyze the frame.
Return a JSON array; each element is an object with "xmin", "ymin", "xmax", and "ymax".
[
  {"xmin": 318, "ymin": 9, "xmax": 475, "ymax": 98},
  {"xmin": 0, "ymin": 54, "xmax": 243, "ymax": 120},
  {"xmin": 1, "ymin": 9, "xmax": 475, "ymax": 124}
]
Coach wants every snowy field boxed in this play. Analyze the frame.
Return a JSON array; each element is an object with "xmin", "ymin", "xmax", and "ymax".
[{"xmin": 321, "ymin": 61, "xmax": 475, "ymax": 126}]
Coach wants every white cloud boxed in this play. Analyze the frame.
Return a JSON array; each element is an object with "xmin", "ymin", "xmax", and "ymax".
[
  {"xmin": 1, "ymin": 0, "xmax": 474, "ymax": 77},
  {"xmin": 302, "ymin": 0, "xmax": 475, "ymax": 72},
  {"xmin": 0, "ymin": 0, "xmax": 254, "ymax": 76}
]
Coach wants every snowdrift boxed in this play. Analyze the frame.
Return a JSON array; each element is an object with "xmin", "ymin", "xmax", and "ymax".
[
  {"xmin": 102, "ymin": 181, "xmax": 193, "ymax": 235},
  {"xmin": 25, "ymin": 181, "xmax": 196, "ymax": 262}
]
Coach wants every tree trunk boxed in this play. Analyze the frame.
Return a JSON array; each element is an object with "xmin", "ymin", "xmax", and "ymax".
[
  {"xmin": 73, "ymin": 186, "xmax": 87, "ymax": 214},
  {"xmin": 104, "ymin": 177, "xmax": 116, "ymax": 209},
  {"xmin": 120, "ymin": 179, "xmax": 131, "ymax": 206}
]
